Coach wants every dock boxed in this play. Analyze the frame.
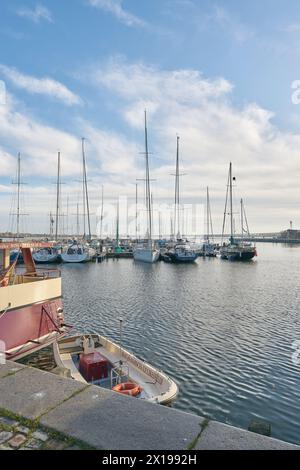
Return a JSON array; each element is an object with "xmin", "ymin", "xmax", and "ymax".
[
  {"xmin": 0, "ymin": 360, "xmax": 298, "ymax": 450},
  {"xmin": 105, "ymin": 252, "xmax": 133, "ymax": 259}
]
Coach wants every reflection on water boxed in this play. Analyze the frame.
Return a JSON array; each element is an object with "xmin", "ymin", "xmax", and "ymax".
[{"xmin": 56, "ymin": 243, "xmax": 300, "ymax": 444}]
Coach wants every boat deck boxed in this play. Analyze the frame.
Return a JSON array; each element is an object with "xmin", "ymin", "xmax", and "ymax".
[{"xmin": 59, "ymin": 347, "xmax": 162, "ymax": 401}]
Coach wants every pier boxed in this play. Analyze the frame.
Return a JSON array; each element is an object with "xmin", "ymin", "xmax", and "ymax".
[{"xmin": 0, "ymin": 360, "xmax": 298, "ymax": 450}]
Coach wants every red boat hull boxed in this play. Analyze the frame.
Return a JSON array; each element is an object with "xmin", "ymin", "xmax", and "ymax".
[{"xmin": 0, "ymin": 298, "xmax": 68, "ymax": 360}]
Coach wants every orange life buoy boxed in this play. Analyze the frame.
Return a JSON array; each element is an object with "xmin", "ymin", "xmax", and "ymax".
[{"xmin": 112, "ymin": 382, "xmax": 142, "ymax": 397}]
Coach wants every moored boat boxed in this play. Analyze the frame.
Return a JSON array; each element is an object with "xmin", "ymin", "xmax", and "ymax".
[
  {"xmin": 134, "ymin": 243, "xmax": 160, "ymax": 263},
  {"xmin": 164, "ymin": 240, "xmax": 198, "ymax": 263},
  {"xmin": 33, "ymin": 247, "xmax": 60, "ymax": 264},
  {"xmin": 162, "ymin": 137, "xmax": 197, "ymax": 264},
  {"xmin": 220, "ymin": 163, "xmax": 257, "ymax": 262},
  {"xmin": 0, "ymin": 241, "xmax": 70, "ymax": 361},
  {"xmin": 220, "ymin": 242, "xmax": 257, "ymax": 261},
  {"xmin": 199, "ymin": 242, "xmax": 218, "ymax": 258},
  {"xmin": 54, "ymin": 334, "xmax": 178, "ymax": 405},
  {"xmin": 61, "ymin": 242, "xmax": 94, "ymax": 263},
  {"xmin": 133, "ymin": 111, "xmax": 159, "ymax": 264},
  {"xmin": 200, "ymin": 187, "xmax": 217, "ymax": 258}
]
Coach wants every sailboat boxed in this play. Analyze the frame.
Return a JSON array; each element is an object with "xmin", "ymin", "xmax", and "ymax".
[
  {"xmin": 61, "ymin": 139, "xmax": 95, "ymax": 263},
  {"xmin": 200, "ymin": 187, "xmax": 217, "ymax": 257},
  {"xmin": 9, "ymin": 153, "xmax": 27, "ymax": 264},
  {"xmin": 34, "ymin": 152, "xmax": 61, "ymax": 264},
  {"xmin": 133, "ymin": 111, "xmax": 159, "ymax": 263},
  {"xmin": 61, "ymin": 241, "xmax": 92, "ymax": 263},
  {"xmin": 163, "ymin": 136, "xmax": 198, "ymax": 263},
  {"xmin": 220, "ymin": 163, "xmax": 257, "ymax": 261},
  {"xmin": 61, "ymin": 138, "xmax": 96, "ymax": 263}
]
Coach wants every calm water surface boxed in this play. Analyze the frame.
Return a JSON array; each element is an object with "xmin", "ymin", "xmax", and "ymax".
[{"xmin": 60, "ymin": 243, "xmax": 300, "ymax": 445}]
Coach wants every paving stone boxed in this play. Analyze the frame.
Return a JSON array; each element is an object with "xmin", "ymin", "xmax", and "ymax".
[
  {"xmin": 15, "ymin": 425, "xmax": 30, "ymax": 435},
  {"xmin": 0, "ymin": 416, "xmax": 18, "ymax": 427},
  {"xmin": 0, "ymin": 366, "xmax": 86, "ymax": 420},
  {"xmin": 195, "ymin": 421, "xmax": 300, "ymax": 450},
  {"xmin": 0, "ymin": 431, "xmax": 13, "ymax": 444},
  {"xmin": 41, "ymin": 385, "xmax": 203, "ymax": 450},
  {"xmin": 32, "ymin": 430, "xmax": 49, "ymax": 442},
  {"xmin": 2, "ymin": 362, "xmax": 300, "ymax": 451},
  {"xmin": 43, "ymin": 439, "xmax": 68, "ymax": 450},
  {"xmin": 24, "ymin": 438, "xmax": 43, "ymax": 450},
  {"xmin": 7, "ymin": 434, "xmax": 27, "ymax": 449},
  {"xmin": 0, "ymin": 361, "xmax": 25, "ymax": 379}
]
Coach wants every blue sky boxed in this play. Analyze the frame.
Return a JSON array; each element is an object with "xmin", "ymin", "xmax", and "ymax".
[{"xmin": 1, "ymin": 0, "xmax": 300, "ymax": 234}]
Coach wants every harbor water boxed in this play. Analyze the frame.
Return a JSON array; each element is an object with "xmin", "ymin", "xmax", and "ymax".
[{"xmin": 59, "ymin": 243, "xmax": 300, "ymax": 445}]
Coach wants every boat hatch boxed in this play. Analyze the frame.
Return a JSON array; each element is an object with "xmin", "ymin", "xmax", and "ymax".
[{"xmin": 79, "ymin": 352, "xmax": 109, "ymax": 381}]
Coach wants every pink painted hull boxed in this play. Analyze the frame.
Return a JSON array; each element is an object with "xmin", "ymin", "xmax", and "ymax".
[{"xmin": 0, "ymin": 299, "xmax": 68, "ymax": 359}]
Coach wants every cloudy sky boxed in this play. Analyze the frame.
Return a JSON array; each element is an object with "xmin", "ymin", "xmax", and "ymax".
[{"xmin": 1, "ymin": 0, "xmax": 300, "ymax": 235}]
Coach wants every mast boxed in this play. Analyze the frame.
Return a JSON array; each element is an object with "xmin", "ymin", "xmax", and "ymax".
[
  {"xmin": 49, "ymin": 212, "xmax": 54, "ymax": 237},
  {"xmin": 135, "ymin": 182, "xmax": 138, "ymax": 241},
  {"xmin": 241, "ymin": 199, "xmax": 250, "ymax": 237},
  {"xmin": 55, "ymin": 151, "xmax": 60, "ymax": 241},
  {"xmin": 241, "ymin": 198, "xmax": 244, "ymax": 241},
  {"xmin": 174, "ymin": 136, "xmax": 180, "ymax": 240},
  {"xmin": 144, "ymin": 110, "xmax": 152, "ymax": 243},
  {"xmin": 221, "ymin": 167, "xmax": 230, "ymax": 245},
  {"xmin": 82, "ymin": 137, "xmax": 91, "ymax": 240},
  {"xmin": 229, "ymin": 162, "xmax": 234, "ymax": 244},
  {"xmin": 100, "ymin": 185, "xmax": 104, "ymax": 241},
  {"xmin": 116, "ymin": 199, "xmax": 120, "ymax": 249},
  {"xmin": 66, "ymin": 195, "xmax": 69, "ymax": 237},
  {"xmin": 206, "ymin": 187, "xmax": 209, "ymax": 243},
  {"xmin": 16, "ymin": 152, "xmax": 21, "ymax": 238},
  {"xmin": 76, "ymin": 203, "xmax": 80, "ymax": 238},
  {"xmin": 158, "ymin": 211, "xmax": 162, "ymax": 240}
]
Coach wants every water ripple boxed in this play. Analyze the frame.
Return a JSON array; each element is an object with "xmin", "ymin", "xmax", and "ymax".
[{"xmin": 60, "ymin": 244, "xmax": 300, "ymax": 445}]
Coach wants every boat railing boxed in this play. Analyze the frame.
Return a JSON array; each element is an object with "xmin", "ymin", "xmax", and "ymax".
[
  {"xmin": 111, "ymin": 363, "xmax": 129, "ymax": 388},
  {"xmin": 10, "ymin": 269, "xmax": 61, "ymax": 285},
  {"xmin": 101, "ymin": 335, "xmax": 166, "ymax": 386}
]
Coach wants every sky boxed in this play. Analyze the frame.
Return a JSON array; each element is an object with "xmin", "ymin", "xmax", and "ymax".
[{"xmin": 1, "ymin": 0, "xmax": 300, "ymax": 235}]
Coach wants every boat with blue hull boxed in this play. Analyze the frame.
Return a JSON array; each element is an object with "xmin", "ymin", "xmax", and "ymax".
[
  {"xmin": 162, "ymin": 137, "xmax": 198, "ymax": 264},
  {"xmin": 33, "ymin": 247, "xmax": 61, "ymax": 264},
  {"xmin": 133, "ymin": 111, "xmax": 159, "ymax": 264},
  {"xmin": 164, "ymin": 241, "xmax": 198, "ymax": 263},
  {"xmin": 220, "ymin": 163, "xmax": 257, "ymax": 262}
]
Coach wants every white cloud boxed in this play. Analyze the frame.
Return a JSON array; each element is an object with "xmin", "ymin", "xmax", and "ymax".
[
  {"xmin": 87, "ymin": 0, "xmax": 146, "ymax": 28},
  {"xmin": 0, "ymin": 93, "xmax": 82, "ymax": 179},
  {"xmin": 0, "ymin": 65, "xmax": 82, "ymax": 106},
  {"xmin": 92, "ymin": 57, "xmax": 233, "ymax": 111},
  {"xmin": 16, "ymin": 4, "xmax": 53, "ymax": 24},
  {"xmin": 86, "ymin": 57, "xmax": 300, "ymax": 232},
  {"xmin": 2, "ymin": 56, "xmax": 300, "ymax": 233},
  {"xmin": 0, "ymin": 91, "xmax": 143, "ymax": 233},
  {"xmin": 0, "ymin": 148, "xmax": 17, "ymax": 177},
  {"xmin": 285, "ymin": 23, "xmax": 300, "ymax": 33},
  {"xmin": 78, "ymin": 119, "xmax": 141, "ymax": 180}
]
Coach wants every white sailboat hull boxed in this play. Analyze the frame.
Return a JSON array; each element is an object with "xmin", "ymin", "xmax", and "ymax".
[
  {"xmin": 61, "ymin": 252, "xmax": 90, "ymax": 263},
  {"xmin": 133, "ymin": 247, "xmax": 160, "ymax": 263}
]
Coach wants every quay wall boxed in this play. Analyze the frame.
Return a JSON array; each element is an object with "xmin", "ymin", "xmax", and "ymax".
[{"xmin": 0, "ymin": 361, "xmax": 299, "ymax": 450}]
